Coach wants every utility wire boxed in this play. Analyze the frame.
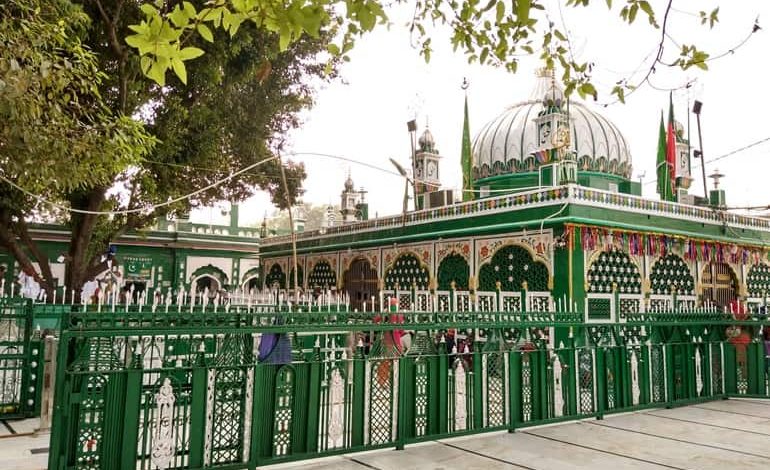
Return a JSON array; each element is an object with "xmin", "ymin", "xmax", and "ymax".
[
  {"xmin": 642, "ymin": 135, "xmax": 770, "ymax": 186},
  {"xmin": 0, "ymin": 156, "xmax": 278, "ymax": 216}
]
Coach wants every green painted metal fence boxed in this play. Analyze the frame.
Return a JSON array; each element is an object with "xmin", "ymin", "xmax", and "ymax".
[
  {"xmin": 0, "ymin": 298, "xmax": 45, "ymax": 419},
  {"xmin": 46, "ymin": 301, "xmax": 770, "ymax": 469}
]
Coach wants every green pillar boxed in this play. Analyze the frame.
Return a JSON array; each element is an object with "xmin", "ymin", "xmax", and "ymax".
[
  {"xmin": 188, "ymin": 350, "xmax": 208, "ymax": 468},
  {"xmin": 472, "ymin": 349, "xmax": 482, "ymax": 430},
  {"xmin": 120, "ymin": 354, "xmax": 143, "ymax": 469},
  {"xmin": 595, "ymin": 347, "xmax": 606, "ymax": 419},
  {"xmin": 509, "ymin": 351, "xmax": 521, "ymax": 432},
  {"xmin": 351, "ymin": 345, "xmax": 366, "ymax": 447}
]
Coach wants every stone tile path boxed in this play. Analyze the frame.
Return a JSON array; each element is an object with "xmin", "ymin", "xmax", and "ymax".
[{"xmin": 3, "ymin": 399, "xmax": 770, "ymax": 469}]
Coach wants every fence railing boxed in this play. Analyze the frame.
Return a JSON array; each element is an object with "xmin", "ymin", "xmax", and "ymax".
[
  {"xmin": 45, "ymin": 299, "xmax": 770, "ymax": 470},
  {"xmin": 0, "ymin": 298, "xmax": 45, "ymax": 419}
]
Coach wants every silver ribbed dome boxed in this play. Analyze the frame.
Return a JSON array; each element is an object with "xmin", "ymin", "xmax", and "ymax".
[{"xmin": 472, "ymin": 75, "xmax": 632, "ymax": 180}]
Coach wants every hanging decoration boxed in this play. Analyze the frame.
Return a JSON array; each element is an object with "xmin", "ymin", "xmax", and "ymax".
[{"xmin": 569, "ymin": 224, "xmax": 766, "ymax": 266}]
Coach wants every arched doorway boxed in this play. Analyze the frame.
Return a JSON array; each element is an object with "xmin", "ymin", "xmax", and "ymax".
[
  {"xmin": 344, "ymin": 258, "xmax": 378, "ymax": 310},
  {"xmin": 700, "ymin": 262, "xmax": 738, "ymax": 308},
  {"xmin": 194, "ymin": 275, "xmax": 220, "ymax": 295}
]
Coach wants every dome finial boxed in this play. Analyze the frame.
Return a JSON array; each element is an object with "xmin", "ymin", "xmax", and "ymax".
[
  {"xmin": 344, "ymin": 168, "xmax": 354, "ymax": 191},
  {"xmin": 418, "ymin": 123, "xmax": 436, "ymax": 152}
]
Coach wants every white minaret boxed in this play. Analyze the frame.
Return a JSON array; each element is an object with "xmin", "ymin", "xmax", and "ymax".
[{"xmin": 340, "ymin": 172, "xmax": 359, "ymax": 223}]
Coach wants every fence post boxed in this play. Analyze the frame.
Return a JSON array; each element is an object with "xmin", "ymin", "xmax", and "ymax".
[
  {"xmin": 664, "ymin": 343, "xmax": 676, "ymax": 405},
  {"xmin": 120, "ymin": 352, "xmax": 143, "ymax": 469},
  {"xmin": 472, "ymin": 348, "xmax": 483, "ymax": 430},
  {"xmin": 508, "ymin": 350, "xmax": 521, "ymax": 433},
  {"xmin": 351, "ymin": 342, "xmax": 366, "ymax": 447},
  {"xmin": 396, "ymin": 356, "xmax": 408, "ymax": 450},
  {"xmin": 438, "ymin": 339, "xmax": 448, "ymax": 434},
  {"xmin": 750, "ymin": 339, "xmax": 765, "ymax": 395},
  {"xmin": 187, "ymin": 346, "xmax": 208, "ymax": 468},
  {"xmin": 595, "ymin": 347, "xmax": 606, "ymax": 420},
  {"xmin": 36, "ymin": 335, "xmax": 57, "ymax": 433}
]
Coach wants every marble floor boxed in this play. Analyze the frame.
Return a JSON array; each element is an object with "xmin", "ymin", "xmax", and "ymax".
[{"xmin": 3, "ymin": 398, "xmax": 770, "ymax": 469}]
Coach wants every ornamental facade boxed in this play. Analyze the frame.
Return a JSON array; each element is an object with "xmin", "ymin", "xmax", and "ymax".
[{"xmin": 260, "ymin": 71, "xmax": 770, "ymax": 327}]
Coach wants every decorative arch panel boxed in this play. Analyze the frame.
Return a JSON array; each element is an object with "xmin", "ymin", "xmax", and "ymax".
[
  {"xmin": 384, "ymin": 253, "xmax": 429, "ymax": 291},
  {"xmin": 586, "ymin": 249, "xmax": 641, "ymax": 294},
  {"xmin": 747, "ymin": 263, "xmax": 770, "ymax": 297},
  {"xmin": 437, "ymin": 253, "xmax": 470, "ymax": 290},
  {"xmin": 649, "ymin": 254, "xmax": 694, "ymax": 295},
  {"xmin": 478, "ymin": 244, "xmax": 549, "ymax": 292},
  {"xmin": 307, "ymin": 260, "xmax": 337, "ymax": 290}
]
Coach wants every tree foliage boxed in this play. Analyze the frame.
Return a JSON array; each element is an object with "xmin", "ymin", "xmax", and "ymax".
[
  {"xmin": 127, "ymin": 0, "xmax": 720, "ymax": 102},
  {"xmin": 1, "ymin": 0, "xmax": 331, "ymax": 297}
]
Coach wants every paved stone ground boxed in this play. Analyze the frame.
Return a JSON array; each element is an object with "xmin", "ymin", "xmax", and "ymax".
[{"xmin": 3, "ymin": 398, "xmax": 770, "ymax": 469}]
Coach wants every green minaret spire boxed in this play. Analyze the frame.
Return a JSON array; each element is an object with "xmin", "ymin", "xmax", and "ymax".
[{"xmin": 460, "ymin": 79, "xmax": 473, "ymax": 201}]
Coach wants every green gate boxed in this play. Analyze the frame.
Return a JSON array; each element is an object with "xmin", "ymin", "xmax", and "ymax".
[{"xmin": 0, "ymin": 297, "xmax": 42, "ymax": 418}]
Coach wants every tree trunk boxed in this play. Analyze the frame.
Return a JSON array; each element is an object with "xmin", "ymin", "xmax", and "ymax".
[{"xmin": 65, "ymin": 188, "xmax": 106, "ymax": 301}]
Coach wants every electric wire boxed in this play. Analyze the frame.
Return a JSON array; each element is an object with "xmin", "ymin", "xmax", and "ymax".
[{"xmin": 0, "ymin": 156, "xmax": 278, "ymax": 216}]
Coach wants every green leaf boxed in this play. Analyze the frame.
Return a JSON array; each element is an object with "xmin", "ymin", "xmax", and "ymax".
[
  {"xmin": 171, "ymin": 57, "xmax": 187, "ymax": 84},
  {"xmin": 496, "ymin": 1, "xmax": 505, "ymax": 22},
  {"xmin": 197, "ymin": 23, "xmax": 214, "ymax": 42},
  {"xmin": 628, "ymin": 3, "xmax": 638, "ymax": 23},
  {"xmin": 517, "ymin": 0, "xmax": 531, "ymax": 22},
  {"xmin": 178, "ymin": 47, "xmax": 204, "ymax": 61},
  {"xmin": 605, "ymin": 0, "xmax": 612, "ymax": 8},
  {"xmin": 327, "ymin": 43, "xmax": 340, "ymax": 55},
  {"xmin": 147, "ymin": 60, "xmax": 167, "ymax": 86}
]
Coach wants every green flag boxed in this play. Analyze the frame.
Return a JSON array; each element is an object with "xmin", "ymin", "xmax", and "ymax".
[
  {"xmin": 656, "ymin": 111, "xmax": 674, "ymax": 201},
  {"xmin": 461, "ymin": 94, "xmax": 473, "ymax": 201}
]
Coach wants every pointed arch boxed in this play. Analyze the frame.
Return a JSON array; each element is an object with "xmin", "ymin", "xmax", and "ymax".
[
  {"xmin": 586, "ymin": 248, "xmax": 641, "ymax": 294},
  {"xmin": 747, "ymin": 263, "xmax": 770, "ymax": 297},
  {"xmin": 478, "ymin": 244, "xmax": 548, "ymax": 291},
  {"xmin": 384, "ymin": 253, "xmax": 429, "ymax": 290},
  {"xmin": 649, "ymin": 254, "xmax": 694, "ymax": 295},
  {"xmin": 437, "ymin": 253, "xmax": 470, "ymax": 290},
  {"xmin": 265, "ymin": 263, "xmax": 286, "ymax": 290},
  {"xmin": 307, "ymin": 260, "xmax": 337, "ymax": 290}
]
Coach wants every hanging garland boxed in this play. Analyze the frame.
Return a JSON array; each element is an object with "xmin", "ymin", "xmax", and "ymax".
[{"xmin": 567, "ymin": 223, "xmax": 767, "ymax": 266}]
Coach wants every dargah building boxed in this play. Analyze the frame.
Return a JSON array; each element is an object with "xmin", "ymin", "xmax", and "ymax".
[{"xmin": 259, "ymin": 71, "xmax": 770, "ymax": 323}]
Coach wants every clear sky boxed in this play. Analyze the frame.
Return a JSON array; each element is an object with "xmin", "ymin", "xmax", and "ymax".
[{"xmin": 192, "ymin": 1, "xmax": 769, "ymax": 227}]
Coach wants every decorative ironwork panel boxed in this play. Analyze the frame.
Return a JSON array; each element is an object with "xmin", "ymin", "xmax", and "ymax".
[
  {"xmin": 650, "ymin": 254, "xmax": 694, "ymax": 295},
  {"xmin": 308, "ymin": 261, "xmax": 337, "ymax": 290},
  {"xmin": 577, "ymin": 349, "xmax": 594, "ymax": 414},
  {"xmin": 747, "ymin": 263, "xmax": 770, "ymax": 298},
  {"xmin": 500, "ymin": 292, "xmax": 522, "ymax": 312},
  {"xmin": 605, "ymin": 351, "xmax": 616, "ymax": 410},
  {"xmin": 138, "ymin": 375, "xmax": 193, "ymax": 470},
  {"xmin": 367, "ymin": 360, "xmax": 395, "ymax": 445},
  {"xmin": 210, "ymin": 368, "xmax": 247, "ymax": 464},
  {"xmin": 272, "ymin": 367, "xmax": 294, "ymax": 456},
  {"xmin": 587, "ymin": 249, "xmax": 641, "ymax": 294},
  {"xmin": 414, "ymin": 360, "xmax": 429, "ymax": 436},
  {"xmin": 587, "ymin": 297, "xmax": 612, "ymax": 321},
  {"xmin": 710, "ymin": 344, "xmax": 723, "ymax": 395},
  {"xmin": 484, "ymin": 353, "xmax": 505, "ymax": 427},
  {"xmin": 479, "ymin": 245, "xmax": 548, "ymax": 292},
  {"xmin": 651, "ymin": 345, "xmax": 665, "ymax": 402},
  {"xmin": 476, "ymin": 292, "xmax": 496, "ymax": 312},
  {"xmin": 0, "ymin": 299, "xmax": 36, "ymax": 419},
  {"xmin": 521, "ymin": 354, "xmax": 533, "ymax": 421},
  {"xmin": 384, "ymin": 254, "xmax": 429, "ymax": 291},
  {"xmin": 437, "ymin": 254, "xmax": 470, "ymax": 291},
  {"xmin": 75, "ymin": 375, "xmax": 107, "ymax": 470}
]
